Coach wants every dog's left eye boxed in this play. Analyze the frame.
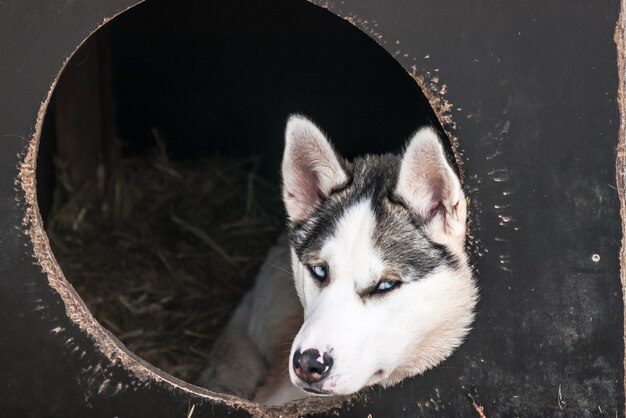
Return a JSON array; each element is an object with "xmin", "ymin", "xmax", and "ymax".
[
  {"xmin": 373, "ymin": 279, "xmax": 399, "ymax": 294},
  {"xmin": 309, "ymin": 265, "xmax": 327, "ymax": 282}
]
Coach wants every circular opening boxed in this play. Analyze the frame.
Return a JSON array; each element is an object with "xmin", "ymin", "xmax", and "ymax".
[{"xmin": 35, "ymin": 0, "xmax": 452, "ymax": 411}]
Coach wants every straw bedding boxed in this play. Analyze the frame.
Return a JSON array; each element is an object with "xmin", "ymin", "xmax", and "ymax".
[{"xmin": 46, "ymin": 140, "xmax": 284, "ymax": 382}]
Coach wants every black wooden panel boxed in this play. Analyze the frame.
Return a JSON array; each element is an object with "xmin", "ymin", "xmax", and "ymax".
[{"xmin": 0, "ymin": 0, "xmax": 622, "ymax": 417}]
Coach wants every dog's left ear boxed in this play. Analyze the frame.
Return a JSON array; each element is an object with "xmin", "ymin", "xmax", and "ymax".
[
  {"xmin": 282, "ymin": 115, "xmax": 348, "ymax": 222},
  {"xmin": 395, "ymin": 127, "xmax": 466, "ymax": 240}
]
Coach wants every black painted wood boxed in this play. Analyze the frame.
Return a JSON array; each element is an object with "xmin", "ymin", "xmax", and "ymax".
[{"xmin": 0, "ymin": 0, "xmax": 622, "ymax": 417}]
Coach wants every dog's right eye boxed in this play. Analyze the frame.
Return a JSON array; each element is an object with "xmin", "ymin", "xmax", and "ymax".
[{"xmin": 308, "ymin": 265, "xmax": 327, "ymax": 283}]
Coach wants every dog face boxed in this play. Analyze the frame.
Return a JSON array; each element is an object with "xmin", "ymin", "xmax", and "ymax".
[{"xmin": 281, "ymin": 115, "xmax": 477, "ymax": 396}]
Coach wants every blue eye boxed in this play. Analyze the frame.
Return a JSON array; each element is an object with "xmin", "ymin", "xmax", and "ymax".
[
  {"xmin": 374, "ymin": 280, "xmax": 399, "ymax": 294},
  {"xmin": 309, "ymin": 265, "xmax": 327, "ymax": 282}
]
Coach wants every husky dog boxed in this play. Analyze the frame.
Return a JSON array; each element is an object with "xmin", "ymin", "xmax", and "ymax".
[{"xmin": 197, "ymin": 115, "xmax": 478, "ymax": 405}]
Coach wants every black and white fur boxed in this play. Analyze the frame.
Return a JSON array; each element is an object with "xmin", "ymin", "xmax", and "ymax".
[{"xmin": 198, "ymin": 115, "xmax": 478, "ymax": 405}]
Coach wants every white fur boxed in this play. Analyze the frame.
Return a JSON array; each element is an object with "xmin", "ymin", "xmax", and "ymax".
[{"xmin": 288, "ymin": 199, "xmax": 477, "ymax": 395}]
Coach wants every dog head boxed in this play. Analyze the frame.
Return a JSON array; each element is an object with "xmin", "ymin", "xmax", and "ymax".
[{"xmin": 281, "ymin": 115, "xmax": 477, "ymax": 396}]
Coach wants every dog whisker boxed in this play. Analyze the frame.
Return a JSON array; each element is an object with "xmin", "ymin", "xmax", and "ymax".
[{"xmin": 268, "ymin": 263, "xmax": 291, "ymax": 275}]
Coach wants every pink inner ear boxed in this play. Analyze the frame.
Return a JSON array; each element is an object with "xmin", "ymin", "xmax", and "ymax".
[
  {"xmin": 423, "ymin": 172, "xmax": 448, "ymax": 219},
  {"xmin": 285, "ymin": 161, "xmax": 326, "ymax": 220},
  {"xmin": 428, "ymin": 199, "xmax": 444, "ymax": 219}
]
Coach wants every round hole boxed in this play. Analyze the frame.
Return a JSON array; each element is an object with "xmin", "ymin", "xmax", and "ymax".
[{"xmin": 34, "ymin": 0, "xmax": 456, "ymax": 412}]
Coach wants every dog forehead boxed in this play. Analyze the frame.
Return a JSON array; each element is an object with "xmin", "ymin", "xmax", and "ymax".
[
  {"xmin": 288, "ymin": 154, "xmax": 397, "ymax": 257},
  {"xmin": 320, "ymin": 199, "xmax": 384, "ymax": 281}
]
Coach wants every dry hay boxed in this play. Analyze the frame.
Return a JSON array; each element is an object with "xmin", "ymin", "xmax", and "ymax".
[{"xmin": 46, "ymin": 139, "xmax": 284, "ymax": 382}]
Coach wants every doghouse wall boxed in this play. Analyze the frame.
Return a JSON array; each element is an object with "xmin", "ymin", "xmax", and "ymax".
[{"xmin": 1, "ymin": 0, "xmax": 625, "ymax": 417}]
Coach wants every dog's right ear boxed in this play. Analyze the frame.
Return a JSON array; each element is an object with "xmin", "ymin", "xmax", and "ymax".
[{"xmin": 282, "ymin": 115, "xmax": 347, "ymax": 222}]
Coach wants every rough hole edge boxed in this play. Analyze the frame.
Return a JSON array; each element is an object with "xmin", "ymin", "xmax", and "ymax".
[
  {"xmin": 615, "ymin": 0, "xmax": 626, "ymax": 413},
  {"xmin": 15, "ymin": 0, "xmax": 467, "ymax": 416}
]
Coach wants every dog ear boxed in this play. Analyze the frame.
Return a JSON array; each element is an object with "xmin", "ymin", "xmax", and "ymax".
[
  {"xmin": 395, "ymin": 127, "xmax": 466, "ymax": 239},
  {"xmin": 282, "ymin": 115, "xmax": 348, "ymax": 222}
]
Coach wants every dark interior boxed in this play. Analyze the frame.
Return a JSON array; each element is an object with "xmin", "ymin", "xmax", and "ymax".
[
  {"xmin": 109, "ymin": 0, "xmax": 441, "ymax": 166},
  {"xmin": 38, "ymin": 0, "xmax": 444, "ymax": 216}
]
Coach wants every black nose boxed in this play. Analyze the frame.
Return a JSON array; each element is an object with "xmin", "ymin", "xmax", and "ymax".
[{"xmin": 293, "ymin": 348, "xmax": 333, "ymax": 383}]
